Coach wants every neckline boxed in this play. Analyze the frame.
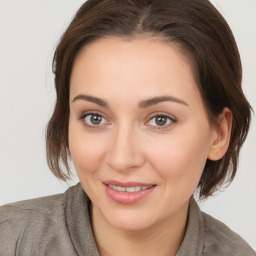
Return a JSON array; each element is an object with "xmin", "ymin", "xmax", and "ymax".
[
  {"xmin": 176, "ymin": 197, "xmax": 204, "ymax": 255},
  {"xmin": 64, "ymin": 183, "xmax": 100, "ymax": 256},
  {"xmin": 63, "ymin": 183, "xmax": 204, "ymax": 256}
]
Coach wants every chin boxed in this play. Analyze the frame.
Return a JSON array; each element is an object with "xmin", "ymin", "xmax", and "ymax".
[
  {"xmin": 110, "ymin": 216, "xmax": 157, "ymax": 231},
  {"xmin": 99, "ymin": 206, "xmax": 160, "ymax": 231}
]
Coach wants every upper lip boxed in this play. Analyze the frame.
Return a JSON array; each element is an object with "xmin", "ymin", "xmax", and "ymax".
[{"xmin": 103, "ymin": 180, "xmax": 156, "ymax": 187}]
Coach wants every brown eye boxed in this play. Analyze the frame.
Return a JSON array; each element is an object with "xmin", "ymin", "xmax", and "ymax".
[
  {"xmin": 82, "ymin": 113, "xmax": 108, "ymax": 127},
  {"xmin": 155, "ymin": 116, "xmax": 168, "ymax": 126},
  {"xmin": 90, "ymin": 114, "xmax": 102, "ymax": 125},
  {"xmin": 148, "ymin": 115, "xmax": 174, "ymax": 128}
]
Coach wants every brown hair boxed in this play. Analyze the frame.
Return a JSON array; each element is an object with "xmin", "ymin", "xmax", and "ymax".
[{"xmin": 46, "ymin": 0, "xmax": 252, "ymax": 198}]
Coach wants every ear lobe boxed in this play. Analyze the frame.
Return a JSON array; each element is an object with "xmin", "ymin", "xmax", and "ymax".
[{"xmin": 207, "ymin": 107, "xmax": 233, "ymax": 161}]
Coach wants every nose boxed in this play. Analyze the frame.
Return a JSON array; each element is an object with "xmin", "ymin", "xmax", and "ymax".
[{"xmin": 106, "ymin": 124, "xmax": 145, "ymax": 172}]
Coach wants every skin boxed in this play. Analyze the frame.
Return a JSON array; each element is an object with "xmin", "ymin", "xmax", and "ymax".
[{"xmin": 69, "ymin": 37, "xmax": 232, "ymax": 256}]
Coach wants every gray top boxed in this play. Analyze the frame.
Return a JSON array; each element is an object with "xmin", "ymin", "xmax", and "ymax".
[{"xmin": 0, "ymin": 183, "xmax": 255, "ymax": 256}]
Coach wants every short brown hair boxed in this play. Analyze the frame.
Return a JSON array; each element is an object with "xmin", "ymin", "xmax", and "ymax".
[{"xmin": 46, "ymin": 0, "xmax": 252, "ymax": 198}]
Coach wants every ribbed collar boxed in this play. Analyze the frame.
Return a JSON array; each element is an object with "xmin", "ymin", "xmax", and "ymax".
[
  {"xmin": 64, "ymin": 183, "xmax": 100, "ymax": 256},
  {"xmin": 64, "ymin": 183, "xmax": 204, "ymax": 256},
  {"xmin": 176, "ymin": 196, "xmax": 204, "ymax": 256}
]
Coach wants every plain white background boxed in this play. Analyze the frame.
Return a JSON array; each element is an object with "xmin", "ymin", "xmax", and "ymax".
[{"xmin": 0, "ymin": 0, "xmax": 255, "ymax": 250}]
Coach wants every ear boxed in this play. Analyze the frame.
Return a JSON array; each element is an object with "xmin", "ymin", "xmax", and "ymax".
[{"xmin": 207, "ymin": 107, "xmax": 233, "ymax": 161}]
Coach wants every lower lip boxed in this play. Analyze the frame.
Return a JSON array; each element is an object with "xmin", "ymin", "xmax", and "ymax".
[{"xmin": 104, "ymin": 184, "xmax": 156, "ymax": 205}]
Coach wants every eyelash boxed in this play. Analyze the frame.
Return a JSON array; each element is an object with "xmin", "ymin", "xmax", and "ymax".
[
  {"xmin": 79, "ymin": 111, "xmax": 110, "ymax": 129},
  {"xmin": 146, "ymin": 112, "xmax": 176, "ymax": 130},
  {"xmin": 78, "ymin": 111, "xmax": 176, "ymax": 130}
]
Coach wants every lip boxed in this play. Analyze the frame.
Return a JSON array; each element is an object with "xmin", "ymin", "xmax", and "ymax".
[
  {"xmin": 103, "ymin": 180, "xmax": 154, "ymax": 187},
  {"xmin": 103, "ymin": 180, "xmax": 156, "ymax": 205}
]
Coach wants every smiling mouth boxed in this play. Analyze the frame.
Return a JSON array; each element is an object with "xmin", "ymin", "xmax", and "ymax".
[
  {"xmin": 104, "ymin": 182, "xmax": 156, "ymax": 205},
  {"xmin": 107, "ymin": 184, "xmax": 153, "ymax": 192}
]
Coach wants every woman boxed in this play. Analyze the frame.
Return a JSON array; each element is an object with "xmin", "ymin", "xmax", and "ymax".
[{"xmin": 0, "ymin": 0, "xmax": 255, "ymax": 255}]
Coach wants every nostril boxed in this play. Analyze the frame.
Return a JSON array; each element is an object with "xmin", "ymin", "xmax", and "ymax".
[{"xmin": 106, "ymin": 131, "xmax": 145, "ymax": 171}]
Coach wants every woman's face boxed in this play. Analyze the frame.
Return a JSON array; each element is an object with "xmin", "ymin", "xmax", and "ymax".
[{"xmin": 69, "ymin": 37, "xmax": 218, "ymax": 231}]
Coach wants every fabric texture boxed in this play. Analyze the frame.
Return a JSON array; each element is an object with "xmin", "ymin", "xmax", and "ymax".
[{"xmin": 0, "ymin": 183, "xmax": 255, "ymax": 256}]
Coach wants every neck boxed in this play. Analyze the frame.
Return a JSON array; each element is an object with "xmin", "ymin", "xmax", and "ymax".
[{"xmin": 91, "ymin": 201, "xmax": 189, "ymax": 256}]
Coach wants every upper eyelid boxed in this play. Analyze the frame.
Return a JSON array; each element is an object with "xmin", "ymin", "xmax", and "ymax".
[
  {"xmin": 80, "ymin": 112, "xmax": 110, "ymax": 129},
  {"xmin": 147, "ymin": 112, "xmax": 177, "ymax": 122},
  {"xmin": 79, "ymin": 110, "xmax": 108, "ymax": 120},
  {"xmin": 79, "ymin": 111, "xmax": 177, "ymax": 126},
  {"xmin": 146, "ymin": 114, "xmax": 176, "ymax": 127},
  {"xmin": 151, "ymin": 112, "xmax": 175, "ymax": 118},
  {"xmin": 79, "ymin": 111, "xmax": 176, "ymax": 120}
]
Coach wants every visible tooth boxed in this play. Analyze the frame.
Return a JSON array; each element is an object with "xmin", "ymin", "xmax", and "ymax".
[
  {"xmin": 125, "ymin": 187, "xmax": 136, "ymax": 192},
  {"xmin": 116, "ymin": 186, "xmax": 125, "ymax": 192},
  {"xmin": 108, "ymin": 185, "xmax": 152, "ymax": 192},
  {"xmin": 134, "ymin": 186, "xmax": 141, "ymax": 192},
  {"xmin": 109, "ymin": 185, "xmax": 126, "ymax": 192}
]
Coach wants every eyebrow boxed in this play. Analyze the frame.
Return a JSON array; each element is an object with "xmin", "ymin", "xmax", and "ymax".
[
  {"xmin": 72, "ymin": 94, "xmax": 108, "ymax": 108},
  {"xmin": 138, "ymin": 96, "xmax": 188, "ymax": 108},
  {"xmin": 72, "ymin": 94, "xmax": 188, "ymax": 108}
]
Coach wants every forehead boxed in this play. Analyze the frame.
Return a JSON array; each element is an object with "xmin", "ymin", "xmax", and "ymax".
[
  {"xmin": 71, "ymin": 37, "xmax": 192, "ymax": 80},
  {"xmin": 70, "ymin": 37, "xmax": 201, "ymax": 109}
]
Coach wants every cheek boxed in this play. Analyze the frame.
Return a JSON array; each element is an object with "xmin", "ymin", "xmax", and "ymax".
[
  {"xmin": 146, "ymin": 125, "xmax": 211, "ymax": 188},
  {"xmin": 68, "ymin": 122, "xmax": 107, "ymax": 177}
]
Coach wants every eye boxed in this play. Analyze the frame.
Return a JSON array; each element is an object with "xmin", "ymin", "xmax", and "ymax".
[
  {"xmin": 80, "ymin": 113, "xmax": 109, "ymax": 128},
  {"xmin": 147, "ymin": 114, "xmax": 175, "ymax": 128}
]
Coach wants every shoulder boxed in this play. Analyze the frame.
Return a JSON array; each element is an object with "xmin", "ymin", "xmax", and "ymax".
[
  {"xmin": 0, "ymin": 193, "xmax": 64, "ymax": 224},
  {"xmin": 0, "ymin": 193, "xmax": 66, "ymax": 254},
  {"xmin": 202, "ymin": 211, "xmax": 256, "ymax": 255}
]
